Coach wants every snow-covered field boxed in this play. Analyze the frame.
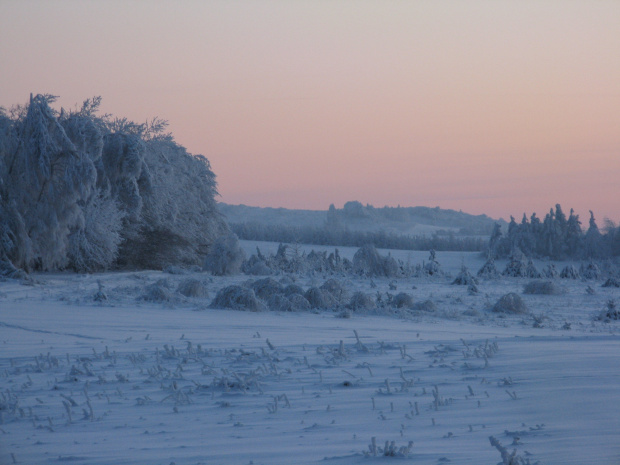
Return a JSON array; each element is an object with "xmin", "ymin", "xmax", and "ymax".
[{"xmin": 1, "ymin": 243, "xmax": 619, "ymax": 465}]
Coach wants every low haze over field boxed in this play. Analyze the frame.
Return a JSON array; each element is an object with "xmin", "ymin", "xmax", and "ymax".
[{"xmin": 1, "ymin": 1, "xmax": 619, "ymax": 220}]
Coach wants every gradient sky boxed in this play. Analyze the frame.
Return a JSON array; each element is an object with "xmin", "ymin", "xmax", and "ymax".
[{"xmin": 1, "ymin": 1, "xmax": 619, "ymax": 222}]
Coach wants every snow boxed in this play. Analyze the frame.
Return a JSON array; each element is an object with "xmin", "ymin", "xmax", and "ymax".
[{"xmin": 1, "ymin": 243, "xmax": 619, "ymax": 465}]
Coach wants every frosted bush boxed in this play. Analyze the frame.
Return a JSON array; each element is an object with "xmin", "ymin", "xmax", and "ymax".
[
  {"xmin": 288, "ymin": 293, "xmax": 311, "ymax": 312},
  {"xmin": 203, "ymin": 233, "xmax": 245, "ymax": 276},
  {"xmin": 597, "ymin": 299, "xmax": 620, "ymax": 321},
  {"xmin": 266, "ymin": 294, "xmax": 293, "ymax": 312},
  {"xmin": 523, "ymin": 280, "xmax": 565, "ymax": 295},
  {"xmin": 210, "ymin": 285, "xmax": 265, "ymax": 312},
  {"xmin": 560, "ymin": 265, "xmax": 580, "ymax": 279},
  {"xmin": 392, "ymin": 292, "xmax": 414, "ymax": 309},
  {"xmin": 283, "ymin": 283, "xmax": 305, "ymax": 296},
  {"xmin": 418, "ymin": 250, "xmax": 442, "ymax": 277},
  {"xmin": 502, "ymin": 255, "xmax": 527, "ymax": 278},
  {"xmin": 492, "ymin": 293, "xmax": 528, "ymax": 314},
  {"xmin": 452, "ymin": 265, "xmax": 479, "ymax": 286},
  {"xmin": 176, "ymin": 278, "xmax": 209, "ymax": 298},
  {"xmin": 602, "ymin": 277, "xmax": 620, "ymax": 288},
  {"xmin": 141, "ymin": 279, "xmax": 173, "ymax": 302},
  {"xmin": 251, "ymin": 277, "xmax": 284, "ymax": 300},
  {"xmin": 244, "ymin": 259, "xmax": 272, "ymax": 276},
  {"xmin": 580, "ymin": 262, "xmax": 601, "ymax": 280},
  {"xmin": 352, "ymin": 244, "xmax": 399, "ymax": 278},
  {"xmin": 477, "ymin": 258, "xmax": 499, "ymax": 279},
  {"xmin": 525, "ymin": 260, "xmax": 542, "ymax": 278},
  {"xmin": 542, "ymin": 263, "xmax": 559, "ymax": 278},
  {"xmin": 305, "ymin": 287, "xmax": 337, "ymax": 309},
  {"xmin": 349, "ymin": 292, "xmax": 377, "ymax": 312},
  {"xmin": 413, "ymin": 300, "xmax": 437, "ymax": 312},
  {"xmin": 320, "ymin": 278, "xmax": 348, "ymax": 302}
]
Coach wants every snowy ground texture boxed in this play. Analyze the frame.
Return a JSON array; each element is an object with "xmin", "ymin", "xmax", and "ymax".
[{"xmin": 1, "ymin": 244, "xmax": 619, "ymax": 465}]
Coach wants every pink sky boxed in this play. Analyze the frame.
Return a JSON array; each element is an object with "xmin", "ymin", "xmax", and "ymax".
[{"xmin": 1, "ymin": 1, "xmax": 619, "ymax": 222}]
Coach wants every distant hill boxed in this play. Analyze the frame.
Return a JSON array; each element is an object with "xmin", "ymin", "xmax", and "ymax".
[{"xmin": 218, "ymin": 201, "xmax": 505, "ymax": 238}]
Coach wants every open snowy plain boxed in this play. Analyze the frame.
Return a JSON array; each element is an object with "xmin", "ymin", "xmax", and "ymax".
[{"xmin": 1, "ymin": 243, "xmax": 619, "ymax": 465}]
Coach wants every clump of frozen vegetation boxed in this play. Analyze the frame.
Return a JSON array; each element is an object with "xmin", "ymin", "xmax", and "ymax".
[
  {"xmin": 560, "ymin": 264, "xmax": 580, "ymax": 279},
  {"xmin": 365, "ymin": 437, "xmax": 414, "ymax": 457},
  {"xmin": 353, "ymin": 244, "xmax": 399, "ymax": 277},
  {"xmin": 203, "ymin": 233, "xmax": 245, "ymax": 276},
  {"xmin": 349, "ymin": 291, "xmax": 377, "ymax": 312},
  {"xmin": 176, "ymin": 278, "xmax": 209, "ymax": 298},
  {"xmin": 596, "ymin": 299, "xmax": 620, "ymax": 321},
  {"xmin": 391, "ymin": 292, "xmax": 414, "ymax": 309},
  {"xmin": 422, "ymin": 249, "xmax": 443, "ymax": 276},
  {"xmin": 210, "ymin": 285, "xmax": 265, "ymax": 312},
  {"xmin": 304, "ymin": 287, "xmax": 338, "ymax": 309},
  {"xmin": 492, "ymin": 293, "xmax": 529, "ymax": 314},
  {"xmin": 602, "ymin": 277, "xmax": 620, "ymax": 288},
  {"xmin": 502, "ymin": 253, "xmax": 528, "ymax": 278},
  {"xmin": 542, "ymin": 263, "xmax": 559, "ymax": 278},
  {"xmin": 452, "ymin": 265, "xmax": 478, "ymax": 286},
  {"xmin": 525, "ymin": 259, "xmax": 541, "ymax": 278},
  {"xmin": 141, "ymin": 279, "xmax": 174, "ymax": 302},
  {"xmin": 580, "ymin": 261, "xmax": 602, "ymax": 280},
  {"xmin": 0, "ymin": 94, "xmax": 227, "ymax": 273},
  {"xmin": 477, "ymin": 258, "xmax": 500, "ymax": 279},
  {"xmin": 523, "ymin": 280, "xmax": 565, "ymax": 295},
  {"xmin": 250, "ymin": 277, "xmax": 284, "ymax": 300},
  {"xmin": 320, "ymin": 278, "xmax": 349, "ymax": 303}
]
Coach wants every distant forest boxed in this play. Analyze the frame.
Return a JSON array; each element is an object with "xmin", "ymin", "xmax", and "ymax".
[
  {"xmin": 489, "ymin": 204, "xmax": 620, "ymax": 260},
  {"xmin": 230, "ymin": 222, "xmax": 487, "ymax": 252}
]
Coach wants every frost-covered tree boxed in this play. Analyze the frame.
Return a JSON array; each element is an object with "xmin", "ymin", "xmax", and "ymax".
[
  {"xmin": 203, "ymin": 233, "xmax": 245, "ymax": 275},
  {"xmin": 0, "ymin": 94, "xmax": 228, "ymax": 272}
]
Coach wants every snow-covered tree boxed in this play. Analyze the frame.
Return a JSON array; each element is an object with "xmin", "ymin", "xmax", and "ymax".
[{"xmin": 0, "ymin": 94, "xmax": 228, "ymax": 272}]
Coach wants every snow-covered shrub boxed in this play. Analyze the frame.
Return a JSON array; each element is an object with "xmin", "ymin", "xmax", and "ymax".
[
  {"xmin": 523, "ymin": 280, "xmax": 565, "ymax": 295},
  {"xmin": 580, "ymin": 262, "xmax": 601, "ymax": 280},
  {"xmin": 266, "ymin": 294, "xmax": 293, "ymax": 312},
  {"xmin": 288, "ymin": 293, "xmax": 312, "ymax": 312},
  {"xmin": 349, "ymin": 292, "xmax": 377, "ymax": 312},
  {"xmin": 413, "ymin": 300, "xmax": 437, "ymax": 312},
  {"xmin": 502, "ymin": 254, "xmax": 527, "ymax": 278},
  {"xmin": 141, "ymin": 279, "xmax": 173, "ymax": 302},
  {"xmin": 251, "ymin": 277, "xmax": 284, "ymax": 300},
  {"xmin": 525, "ymin": 259, "xmax": 541, "ymax": 278},
  {"xmin": 210, "ymin": 285, "xmax": 265, "ymax": 312},
  {"xmin": 560, "ymin": 265, "xmax": 580, "ymax": 279},
  {"xmin": 423, "ymin": 250, "xmax": 443, "ymax": 276},
  {"xmin": 452, "ymin": 265, "xmax": 479, "ymax": 286},
  {"xmin": 597, "ymin": 299, "xmax": 619, "ymax": 321},
  {"xmin": 304, "ymin": 287, "xmax": 337, "ymax": 309},
  {"xmin": 492, "ymin": 293, "xmax": 528, "ymax": 314},
  {"xmin": 365, "ymin": 437, "xmax": 413, "ymax": 457},
  {"xmin": 283, "ymin": 283, "xmax": 305, "ymax": 296},
  {"xmin": 176, "ymin": 278, "xmax": 209, "ymax": 298},
  {"xmin": 320, "ymin": 278, "xmax": 348, "ymax": 303},
  {"xmin": 392, "ymin": 292, "xmax": 414, "ymax": 309},
  {"xmin": 542, "ymin": 263, "xmax": 559, "ymax": 278},
  {"xmin": 477, "ymin": 258, "xmax": 499, "ymax": 279},
  {"xmin": 352, "ymin": 244, "xmax": 399, "ymax": 278},
  {"xmin": 602, "ymin": 277, "xmax": 620, "ymax": 288},
  {"xmin": 244, "ymin": 258, "xmax": 272, "ymax": 276},
  {"xmin": 203, "ymin": 233, "xmax": 245, "ymax": 276}
]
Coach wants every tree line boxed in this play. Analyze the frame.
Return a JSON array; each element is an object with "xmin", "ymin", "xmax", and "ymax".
[
  {"xmin": 230, "ymin": 222, "xmax": 486, "ymax": 252},
  {"xmin": 488, "ymin": 204, "xmax": 620, "ymax": 260}
]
